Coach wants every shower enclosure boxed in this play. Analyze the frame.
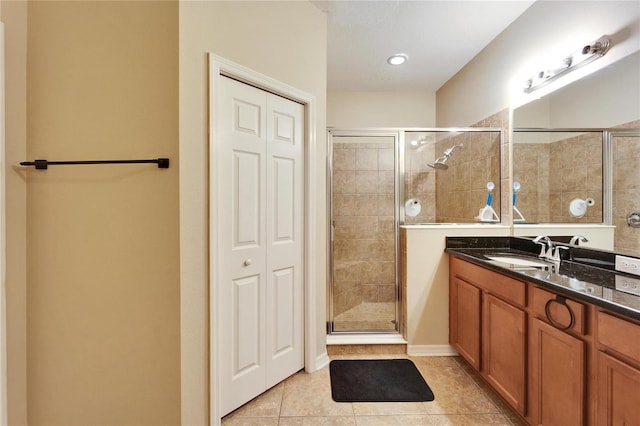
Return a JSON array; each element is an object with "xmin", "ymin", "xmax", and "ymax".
[{"xmin": 327, "ymin": 128, "xmax": 502, "ymax": 334}]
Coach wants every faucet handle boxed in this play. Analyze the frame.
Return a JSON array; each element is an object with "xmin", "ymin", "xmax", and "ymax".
[
  {"xmin": 553, "ymin": 246, "xmax": 570, "ymax": 262},
  {"xmin": 533, "ymin": 240, "xmax": 547, "ymax": 258},
  {"xmin": 570, "ymin": 235, "xmax": 589, "ymax": 245},
  {"xmin": 533, "ymin": 235, "xmax": 551, "ymax": 258}
]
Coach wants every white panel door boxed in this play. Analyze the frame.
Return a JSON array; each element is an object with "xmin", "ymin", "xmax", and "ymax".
[
  {"xmin": 265, "ymin": 93, "xmax": 304, "ymax": 388},
  {"xmin": 218, "ymin": 77, "xmax": 267, "ymax": 415},
  {"xmin": 217, "ymin": 76, "xmax": 304, "ymax": 416}
]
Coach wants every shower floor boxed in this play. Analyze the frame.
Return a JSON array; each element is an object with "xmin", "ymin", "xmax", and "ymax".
[{"xmin": 333, "ymin": 302, "xmax": 397, "ymax": 332}]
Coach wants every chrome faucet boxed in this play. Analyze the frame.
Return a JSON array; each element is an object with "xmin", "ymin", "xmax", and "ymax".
[
  {"xmin": 533, "ymin": 235, "xmax": 569, "ymax": 263},
  {"xmin": 553, "ymin": 246, "xmax": 570, "ymax": 262},
  {"xmin": 570, "ymin": 235, "xmax": 589, "ymax": 245},
  {"xmin": 533, "ymin": 235, "xmax": 553, "ymax": 259}
]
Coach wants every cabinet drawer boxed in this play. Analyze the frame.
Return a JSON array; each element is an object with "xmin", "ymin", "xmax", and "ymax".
[
  {"xmin": 597, "ymin": 311, "xmax": 640, "ymax": 364},
  {"xmin": 450, "ymin": 257, "xmax": 526, "ymax": 307},
  {"xmin": 531, "ymin": 286, "xmax": 586, "ymax": 335}
]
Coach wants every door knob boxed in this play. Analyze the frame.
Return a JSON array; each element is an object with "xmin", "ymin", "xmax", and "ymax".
[{"xmin": 244, "ymin": 259, "xmax": 252, "ymax": 266}]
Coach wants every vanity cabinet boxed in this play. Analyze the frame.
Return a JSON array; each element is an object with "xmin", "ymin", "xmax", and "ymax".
[
  {"xmin": 483, "ymin": 293, "xmax": 527, "ymax": 415},
  {"xmin": 449, "ymin": 256, "xmax": 527, "ymax": 416},
  {"xmin": 450, "ymin": 275, "xmax": 481, "ymax": 369},
  {"xmin": 450, "ymin": 254, "xmax": 640, "ymax": 426},
  {"xmin": 529, "ymin": 286, "xmax": 587, "ymax": 426},
  {"xmin": 596, "ymin": 311, "xmax": 640, "ymax": 425}
]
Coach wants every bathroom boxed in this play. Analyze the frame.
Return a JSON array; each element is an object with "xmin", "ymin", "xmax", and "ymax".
[
  {"xmin": 1, "ymin": 1, "xmax": 639, "ymax": 425},
  {"xmin": 326, "ymin": 2, "xmax": 640, "ymax": 356}
]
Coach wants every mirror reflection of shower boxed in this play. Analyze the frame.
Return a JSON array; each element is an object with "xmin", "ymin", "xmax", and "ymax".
[{"xmin": 427, "ymin": 143, "xmax": 464, "ymax": 170}]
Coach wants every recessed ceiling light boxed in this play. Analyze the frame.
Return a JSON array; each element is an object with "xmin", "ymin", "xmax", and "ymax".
[{"xmin": 387, "ymin": 54, "xmax": 408, "ymax": 65}]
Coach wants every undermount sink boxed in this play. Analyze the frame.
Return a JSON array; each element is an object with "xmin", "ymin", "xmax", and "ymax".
[{"xmin": 485, "ymin": 254, "xmax": 551, "ymax": 268}]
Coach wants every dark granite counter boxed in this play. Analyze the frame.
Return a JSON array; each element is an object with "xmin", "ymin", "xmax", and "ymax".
[{"xmin": 445, "ymin": 237, "xmax": 640, "ymax": 322}]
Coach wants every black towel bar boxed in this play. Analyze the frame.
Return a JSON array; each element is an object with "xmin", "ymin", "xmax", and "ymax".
[{"xmin": 20, "ymin": 158, "xmax": 170, "ymax": 170}]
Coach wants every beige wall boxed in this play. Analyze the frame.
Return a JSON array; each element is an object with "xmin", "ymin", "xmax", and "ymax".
[
  {"xmin": 24, "ymin": 2, "xmax": 180, "ymax": 425},
  {"xmin": 179, "ymin": 2, "xmax": 327, "ymax": 424},
  {"xmin": 403, "ymin": 225, "xmax": 511, "ymax": 354},
  {"xmin": 328, "ymin": 91, "xmax": 436, "ymax": 128},
  {"xmin": 0, "ymin": 1, "xmax": 27, "ymax": 424},
  {"xmin": 437, "ymin": 1, "xmax": 640, "ymax": 127}
]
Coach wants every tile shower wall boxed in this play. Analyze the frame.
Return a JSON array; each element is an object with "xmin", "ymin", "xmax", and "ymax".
[
  {"xmin": 512, "ymin": 143, "xmax": 550, "ymax": 223},
  {"xmin": 513, "ymin": 132, "xmax": 603, "ymax": 223},
  {"xmin": 332, "ymin": 140, "xmax": 396, "ymax": 319},
  {"xmin": 435, "ymin": 126, "xmax": 502, "ymax": 224},
  {"xmin": 613, "ymin": 119, "xmax": 640, "ymax": 254}
]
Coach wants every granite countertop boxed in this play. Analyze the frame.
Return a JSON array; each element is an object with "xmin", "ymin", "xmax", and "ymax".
[{"xmin": 445, "ymin": 237, "xmax": 640, "ymax": 322}]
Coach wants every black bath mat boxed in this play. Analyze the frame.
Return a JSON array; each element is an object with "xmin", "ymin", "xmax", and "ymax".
[{"xmin": 329, "ymin": 359, "xmax": 435, "ymax": 402}]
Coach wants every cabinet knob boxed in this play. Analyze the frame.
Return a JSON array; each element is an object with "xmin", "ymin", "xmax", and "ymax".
[{"xmin": 243, "ymin": 259, "xmax": 252, "ymax": 266}]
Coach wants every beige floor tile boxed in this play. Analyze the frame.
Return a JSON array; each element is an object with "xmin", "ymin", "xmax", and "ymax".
[
  {"xmin": 222, "ymin": 382, "xmax": 284, "ymax": 420},
  {"xmin": 221, "ymin": 355, "xmax": 523, "ymax": 425},
  {"xmin": 278, "ymin": 416, "xmax": 357, "ymax": 425},
  {"xmin": 409, "ymin": 355, "xmax": 461, "ymax": 369},
  {"xmin": 352, "ymin": 401, "xmax": 428, "ymax": 416},
  {"xmin": 221, "ymin": 416, "xmax": 279, "ymax": 426},
  {"xmin": 415, "ymin": 366, "xmax": 500, "ymax": 415},
  {"xmin": 280, "ymin": 367, "xmax": 354, "ymax": 417},
  {"xmin": 355, "ymin": 413, "xmax": 512, "ymax": 425}
]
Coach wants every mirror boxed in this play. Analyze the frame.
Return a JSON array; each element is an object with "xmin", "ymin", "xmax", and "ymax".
[{"xmin": 512, "ymin": 51, "xmax": 640, "ymax": 256}]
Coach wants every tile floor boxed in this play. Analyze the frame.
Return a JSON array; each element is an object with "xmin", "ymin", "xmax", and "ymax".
[{"xmin": 222, "ymin": 353, "xmax": 526, "ymax": 425}]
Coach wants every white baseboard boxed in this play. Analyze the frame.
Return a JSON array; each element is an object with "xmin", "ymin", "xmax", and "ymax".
[
  {"xmin": 312, "ymin": 351, "xmax": 330, "ymax": 372},
  {"xmin": 407, "ymin": 344, "xmax": 459, "ymax": 357}
]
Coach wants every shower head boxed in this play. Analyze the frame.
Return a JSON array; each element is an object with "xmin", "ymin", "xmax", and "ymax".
[
  {"xmin": 427, "ymin": 143, "xmax": 463, "ymax": 170},
  {"xmin": 427, "ymin": 158, "xmax": 449, "ymax": 170}
]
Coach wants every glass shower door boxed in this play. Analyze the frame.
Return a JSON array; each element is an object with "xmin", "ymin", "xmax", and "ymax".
[{"xmin": 328, "ymin": 131, "xmax": 398, "ymax": 333}]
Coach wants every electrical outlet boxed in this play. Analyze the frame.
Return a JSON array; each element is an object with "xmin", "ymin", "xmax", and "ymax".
[
  {"xmin": 615, "ymin": 275, "xmax": 640, "ymax": 296},
  {"xmin": 615, "ymin": 255, "xmax": 640, "ymax": 277}
]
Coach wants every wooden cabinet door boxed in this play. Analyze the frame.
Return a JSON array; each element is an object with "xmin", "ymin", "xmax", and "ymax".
[
  {"xmin": 597, "ymin": 351, "xmax": 640, "ymax": 426},
  {"xmin": 451, "ymin": 276, "xmax": 481, "ymax": 370},
  {"xmin": 531, "ymin": 318, "xmax": 585, "ymax": 426},
  {"xmin": 483, "ymin": 293, "xmax": 527, "ymax": 416}
]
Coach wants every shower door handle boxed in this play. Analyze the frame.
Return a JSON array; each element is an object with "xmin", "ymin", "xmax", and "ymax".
[{"xmin": 331, "ymin": 220, "xmax": 335, "ymax": 242}]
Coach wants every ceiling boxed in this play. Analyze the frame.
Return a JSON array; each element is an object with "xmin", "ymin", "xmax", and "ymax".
[{"xmin": 315, "ymin": 0, "xmax": 536, "ymax": 92}]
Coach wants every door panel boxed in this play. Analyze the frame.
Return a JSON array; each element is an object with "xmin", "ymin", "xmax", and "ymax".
[
  {"xmin": 530, "ymin": 318, "xmax": 584, "ymax": 426},
  {"xmin": 233, "ymin": 151, "xmax": 261, "ymax": 247},
  {"xmin": 232, "ymin": 275, "xmax": 262, "ymax": 376},
  {"xmin": 597, "ymin": 351, "xmax": 640, "ymax": 426},
  {"xmin": 272, "ymin": 267, "xmax": 295, "ymax": 355},
  {"xmin": 483, "ymin": 293, "xmax": 527, "ymax": 415},
  {"xmin": 272, "ymin": 157, "xmax": 295, "ymax": 242},
  {"xmin": 452, "ymin": 277, "xmax": 481, "ymax": 370},
  {"xmin": 218, "ymin": 76, "xmax": 304, "ymax": 415},
  {"xmin": 265, "ymin": 93, "xmax": 304, "ymax": 388},
  {"xmin": 219, "ymin": 77, "xmax": 268, "ymax": 415}
]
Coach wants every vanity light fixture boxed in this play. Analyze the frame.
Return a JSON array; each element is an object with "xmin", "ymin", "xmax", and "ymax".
[
  {"xmin": 387, "ymin": 53, "xmax": 408, "ymax": 65},
  {"xmin": 523, "ymin": 36, "xmax": 611, "ymax": 93}
]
